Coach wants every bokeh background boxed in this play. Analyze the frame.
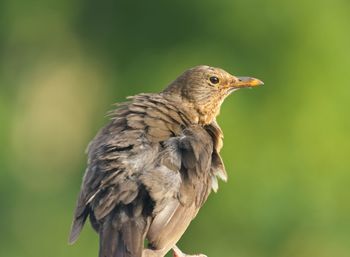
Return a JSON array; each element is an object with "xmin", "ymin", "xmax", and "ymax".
[{"xmin": 1, "ymin": 0, "xmax": 349, "ymax": 257}]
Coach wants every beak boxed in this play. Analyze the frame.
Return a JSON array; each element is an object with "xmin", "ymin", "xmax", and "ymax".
[{"xmin": 232, "ymin": 76, "xmax": 264, "ymax": 88}]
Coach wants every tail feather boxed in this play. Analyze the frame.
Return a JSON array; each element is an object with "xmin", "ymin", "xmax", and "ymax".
[
  {"xmin": 99, "ymin": 207, "xmax": 147, "ymax": 257},
  {"xmin": 99, "ymin": 222, "xmax": 123, "ymax": 257}
]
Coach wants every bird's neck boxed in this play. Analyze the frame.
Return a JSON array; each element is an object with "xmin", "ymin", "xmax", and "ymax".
[
  {"xmin": 192, "ymin": 97, "xmax": 223, "ymax": 125},
  {"xmin": 161, "ymin": 92, "xmax": 223, "ymax": 126}
]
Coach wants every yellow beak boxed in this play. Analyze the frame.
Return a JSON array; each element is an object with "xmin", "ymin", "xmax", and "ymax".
[{"xmin": 233, "ymin": 76, "xmax": 264, "ymax": 88}]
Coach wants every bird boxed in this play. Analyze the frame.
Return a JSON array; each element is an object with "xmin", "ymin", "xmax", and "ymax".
[{"xmin": 68, "ymin": 65, "xmax": 263, "ymax": 257}]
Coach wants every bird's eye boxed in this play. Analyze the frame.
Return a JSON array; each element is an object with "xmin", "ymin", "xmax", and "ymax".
[{"xmin": 209, "ymin": 76, "xmax": 220, "ymax": 84}]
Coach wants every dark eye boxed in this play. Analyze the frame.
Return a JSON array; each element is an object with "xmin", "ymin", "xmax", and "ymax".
[{"xmin": 209, "ymin": 76, "xmax": 220, "ymax": 84}]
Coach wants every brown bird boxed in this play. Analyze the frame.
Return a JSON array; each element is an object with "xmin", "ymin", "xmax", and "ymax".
[{"xmin": 69, "ymin": 65, "xmax": 263, "ymax": 257}]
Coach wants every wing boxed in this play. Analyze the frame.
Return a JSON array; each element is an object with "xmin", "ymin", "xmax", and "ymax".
[
  {"xmin": 68, "ymin": 93, "xmax": 189, "ymax": 244},
  {"xmin": 68, "ymin": 112, "xmax": 143, "ymax": 244},
  {"xmin": 144, "ymin": 126, "xmax": 216, "ymax": 250}
]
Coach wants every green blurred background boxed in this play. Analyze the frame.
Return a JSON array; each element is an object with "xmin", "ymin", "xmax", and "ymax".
[{"xmin": 1, "ymin": 0, "xmax": 349, "ymax": 256}]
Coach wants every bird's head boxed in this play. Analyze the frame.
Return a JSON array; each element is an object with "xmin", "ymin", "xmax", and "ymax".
[{"xmin": 163, "ymin": 65, "xmax": 263, "ymax": 124}]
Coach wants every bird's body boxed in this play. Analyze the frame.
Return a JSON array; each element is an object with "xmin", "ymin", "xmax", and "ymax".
[{"xmin": 69, "ymin": 66, "xmax": 263, "ymax": 257}]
